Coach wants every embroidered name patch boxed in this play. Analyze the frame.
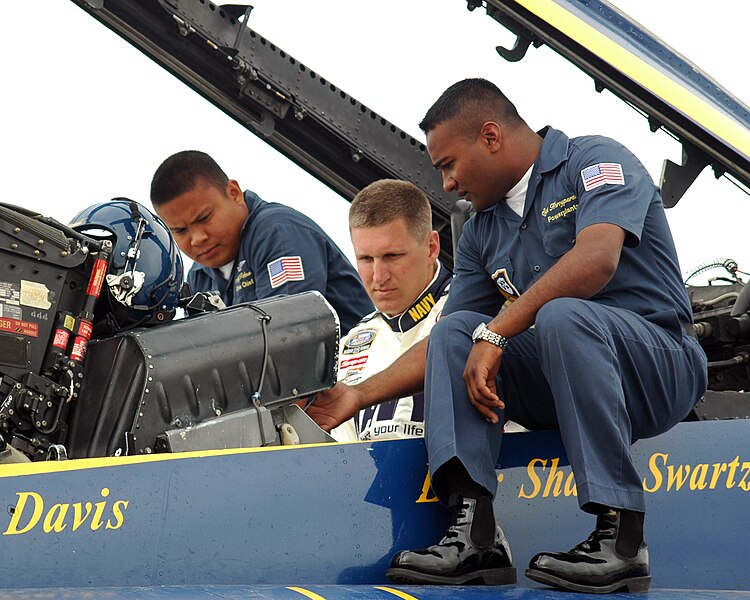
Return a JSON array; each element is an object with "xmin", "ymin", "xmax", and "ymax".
[{"xmin": 541, "ymin": 194, "xmax": 578, "ymax": 222}]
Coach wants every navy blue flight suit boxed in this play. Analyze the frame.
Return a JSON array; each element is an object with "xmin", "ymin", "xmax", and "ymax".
[
  {"xmin": 426, "ymin": 127, "xmax": 707, "ymax": 513},
  {"xmin": 188, "ymin": 190, "xmax": 373, "ymax": 333}
]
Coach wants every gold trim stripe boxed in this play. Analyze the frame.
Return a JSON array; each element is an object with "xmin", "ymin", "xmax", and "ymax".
[
  {"xmin": 374, "ymin": 586, "xmax": 421, "ymax": 600},
  {"xmin": 0, "ymin": 439, "xmax": 366, "ymax": 479},
  {"xmin": 286, "ymin": 587, "xmax": 328, "ymax": 600},
  {"xmin": 514, "ymin": 0, "xmax": 750, "ymax": 158}
]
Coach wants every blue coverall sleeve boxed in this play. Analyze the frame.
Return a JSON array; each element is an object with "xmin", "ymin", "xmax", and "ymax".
[
  {"xmin": 249, "ymin": 220, "xmax": 331, "ymax": 300},
  {"xmin": 569, "ymin": 136, "xmax": 655, "ymax": 247},
  {"xmin": 442, "ymin": 222, "xmax": 504, "ymax": 318}
]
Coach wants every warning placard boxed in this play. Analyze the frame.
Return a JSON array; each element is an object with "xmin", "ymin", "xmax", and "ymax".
[{"xmin": 0, "ymin": 317, "xmax": 39, "ymax": 337}]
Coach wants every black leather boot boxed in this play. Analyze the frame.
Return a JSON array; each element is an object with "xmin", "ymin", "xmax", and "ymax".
[
  {"xmin": 386, "ymin": 496, "xmax": 516, "ymax": 585},
  {"xmin": 526, "ymin": 508, "xmax": 651, "ymax": 594}
]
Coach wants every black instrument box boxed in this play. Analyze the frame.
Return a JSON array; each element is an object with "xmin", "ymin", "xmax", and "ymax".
[{"xmin": 66, "ymin": 292, "xmax": 339, "ymax": 457}]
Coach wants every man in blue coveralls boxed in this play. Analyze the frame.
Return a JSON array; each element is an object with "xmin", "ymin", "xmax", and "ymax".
[
  {"xmin": 309, "ymin": 79, "xmax": 707, "ymax": 593},
  {"xmin": 149, "ymin": 150, "xmax": 373, "ymax": 332}
]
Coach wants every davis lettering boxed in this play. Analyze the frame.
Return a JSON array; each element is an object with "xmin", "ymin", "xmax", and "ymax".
[{"xmin": 3, "ymin": 487, "xmax": 129, "ymax": 535}]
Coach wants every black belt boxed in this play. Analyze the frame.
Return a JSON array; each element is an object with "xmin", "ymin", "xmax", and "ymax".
[{"xmin": 681, "ymin": 321, "xmax": 696, "ymax": 337}]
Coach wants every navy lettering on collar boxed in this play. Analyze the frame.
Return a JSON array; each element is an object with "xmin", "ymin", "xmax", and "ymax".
[{"xmin": 381, "ymin": 266, "xmax": 452, "ymax": 333}]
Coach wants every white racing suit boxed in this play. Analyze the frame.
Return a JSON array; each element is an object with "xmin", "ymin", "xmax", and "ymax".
[{"xmin": 331, "ymin": 263, "xmax": 452, "ymax": 442}]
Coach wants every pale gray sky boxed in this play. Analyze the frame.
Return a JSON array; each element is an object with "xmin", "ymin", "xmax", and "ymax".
[{"xmin": 1, "ymin": 1, "xmax": 748, "ymax": 282}]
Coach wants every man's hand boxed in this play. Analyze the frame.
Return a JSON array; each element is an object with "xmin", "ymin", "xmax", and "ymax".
[
  {"xmin": 306, "ymin": 339, "xmax": 428, "ymax": 433},
  {"xmin": 306, "ymin": 382, "xmax": 363, "ymax": 432},
  {"xmin": 463, "ymin": 341, "xmax": 504, "ymax": 424}
]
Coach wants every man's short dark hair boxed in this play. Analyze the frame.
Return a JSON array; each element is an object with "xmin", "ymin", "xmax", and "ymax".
[
  {"xmin": 419, "ymin": 78, "xmax": 524, "ymax": 137},
  {"xmin": 150, "ymin": 151, "xmax": 229, "ymax": 206},
  {"xmin": 349, "ymin": 179, "xmax": 432, "ymax": 242}
]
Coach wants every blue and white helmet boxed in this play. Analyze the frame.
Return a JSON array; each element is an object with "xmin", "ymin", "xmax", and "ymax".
[{"xmin": 70, "ymin": 198, "xmax": 184, "ymax": 332}]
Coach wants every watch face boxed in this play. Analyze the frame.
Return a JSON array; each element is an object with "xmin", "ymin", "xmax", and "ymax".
[{"xmin": 472, "ymin": 323, "xmax": 486, "ymax": 342}]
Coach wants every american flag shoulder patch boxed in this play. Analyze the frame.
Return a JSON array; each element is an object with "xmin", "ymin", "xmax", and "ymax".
[
  {"xmin": 267, "ymin": 255, "xmax": 305, "ymax": 288},
  {"xmin": 580, "ymin": 162, "xmax": 625, "ymax": 191}
]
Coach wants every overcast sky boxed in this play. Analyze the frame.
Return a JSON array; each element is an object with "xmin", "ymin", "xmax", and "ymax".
[{"xmin": 1, "ymin": 0, "xmax": 748, "ymax": 283}]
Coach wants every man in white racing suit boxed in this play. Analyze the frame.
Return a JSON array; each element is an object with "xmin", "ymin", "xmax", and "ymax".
[{"xmin": 329, "ymin": 179, "xmax": 451, "ymax": 442}]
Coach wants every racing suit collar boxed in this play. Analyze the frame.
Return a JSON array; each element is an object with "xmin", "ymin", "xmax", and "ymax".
[{"xmin": 380, "ymin": 262, "xmax": 452, "ymax": 333}]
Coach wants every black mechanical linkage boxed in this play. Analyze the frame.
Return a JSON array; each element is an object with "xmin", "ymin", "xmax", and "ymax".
[{"xmin": 70, "ymin": 0, "xmax": 458, "ymax": 268}]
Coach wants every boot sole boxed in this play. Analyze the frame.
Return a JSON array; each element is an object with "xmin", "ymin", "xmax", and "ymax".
[
  {"xmin": 525, "ymin": 568, "xmax": 651, "ymax": 594},
  {"xmin": 386, "ymin": 566, "xmax": 516, "ymax": 586}
]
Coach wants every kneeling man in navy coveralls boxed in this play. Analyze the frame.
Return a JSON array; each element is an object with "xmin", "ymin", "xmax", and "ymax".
[
  {"xmin": 388, "ymin": 78, "xmax": 709, "ymax": 593},
  {"xmin": 312, "ymin": 78, "xmax": 708, "ymax": 593},
  {"xmin": 150, "ymin": 150, "xmax": 373, "ymax": 333}
]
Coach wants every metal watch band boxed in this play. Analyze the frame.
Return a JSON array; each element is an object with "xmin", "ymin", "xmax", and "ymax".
[{"xmin": 473, "ymin": 322, "xmax": 509, "ymax": 349}]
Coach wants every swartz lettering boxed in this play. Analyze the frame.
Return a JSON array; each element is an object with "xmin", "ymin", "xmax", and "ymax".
[
  {"xmin": 500, "ymin": 452, "xmax": 750, "ymax": 500},
  {"xmin": 643, "ymin": 453, "xmax": 750, "ymax": 493},
  {"xmin": 3, "ymin": 487, "xmax": 129, "ymax": 535},
  {"xmin": 415, "ymin": 452, "xmax": 750, "ymax": 506},
  {"xmin": 408, "ymin": 293, "xmax": 436, "ymax": 322}
]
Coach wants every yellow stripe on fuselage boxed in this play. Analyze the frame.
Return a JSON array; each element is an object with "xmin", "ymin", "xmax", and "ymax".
[
  {"xmin": 287, "ymin": 586, "xmax": 328, "ymax": 600},
  {"xmin": 0, "ymin": 438, "xmax": 367, "ymax": 479},
  {"xmin": 374, "ymin": 586, "xmax": 421, "ymax": 599},
  {"xmin": 514, "ymin": 0, "xmax": 750, "ymax": 159}
]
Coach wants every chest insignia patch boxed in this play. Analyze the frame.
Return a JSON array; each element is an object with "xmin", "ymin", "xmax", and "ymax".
[
  {"xmin": 342, "ymin": 328, "xmax": 377, "ymax": 355},
  {"xmin": 491, "ymin": 268, "xmax": 520, "ymax": 302},
  {"xmin": 340, "ymin": 355, "xmax": 368, "ymax": 370},
  {"xmin": 342, "ymin": 366, "xmax": 365, "ymax": 385}
]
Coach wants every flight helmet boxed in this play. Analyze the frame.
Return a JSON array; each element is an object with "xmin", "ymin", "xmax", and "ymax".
[{"xmin": 69, "ymin": 198, "xmax": 184, "ymax": 333}]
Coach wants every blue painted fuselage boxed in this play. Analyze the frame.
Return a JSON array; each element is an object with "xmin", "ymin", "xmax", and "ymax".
[{"xmin": 0, "ymin": 420, "xmax": 748, "ymax": 595}]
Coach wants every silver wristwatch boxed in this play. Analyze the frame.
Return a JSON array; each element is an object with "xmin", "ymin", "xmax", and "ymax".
[{"xmin": 471, "ymin": 322, "xmax": 509, "ymax": 349}]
